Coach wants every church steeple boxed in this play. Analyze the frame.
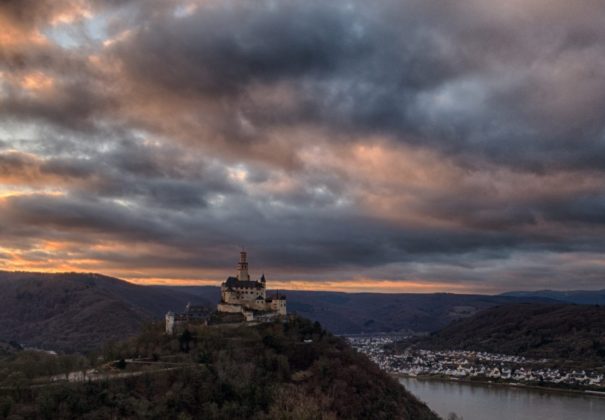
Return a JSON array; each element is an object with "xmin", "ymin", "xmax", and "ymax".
[{"xmin": 237, "ymin": 249, "xmax": 250, "ymax": 280}]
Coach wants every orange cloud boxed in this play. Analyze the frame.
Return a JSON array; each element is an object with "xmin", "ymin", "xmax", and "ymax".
[
  {"xmin": 0, "ymin": 17, "xmax": 48, "ymax": 48},
  {"xmin": 120, "ymin": 276, "xmax": 480, "ymax": 294},
  {"xmin": 19, "ymin": 72, "xmax": 55, "ymax": 92},
  {"xmin": 49, "ymin": 3, "xmax": 91, "ymax": 26}
]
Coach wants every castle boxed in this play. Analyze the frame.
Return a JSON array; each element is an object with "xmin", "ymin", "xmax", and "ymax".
[
  {"xmin": 166, "ymin": 251, "xmax": 286, "ymax": 334},
  {"xmin": 165, "ymin": 303, "xmax": 210, "ymax": 335},
  {"xmin": 217, "ymin": 250, "xmax": 287, "ymax": 321}
]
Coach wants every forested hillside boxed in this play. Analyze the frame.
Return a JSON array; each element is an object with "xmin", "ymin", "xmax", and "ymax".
[
  {"xmin": 502, "ymin": 290, "xmax": 605, "ymax": 305},
  {"xmin": 0, "ymin": 271, "xmax": 205, "ymax": 351},
  {"xmin": 400, "ymin": 303, "xmax": 605, "ymax": 365},
  {"xmin": 0, "ymin": 318, "xmax": 440, "ymax": 420}
]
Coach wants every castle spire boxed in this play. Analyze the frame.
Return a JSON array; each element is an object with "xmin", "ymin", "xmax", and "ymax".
[{"xmin": 237, "ymin": 249, "xmax": 250, "ymax": 280}]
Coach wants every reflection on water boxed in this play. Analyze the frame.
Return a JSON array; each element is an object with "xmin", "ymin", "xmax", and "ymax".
[{"xmin": 399, "ymin": 377, "xmax": 605, "ymax": 420}]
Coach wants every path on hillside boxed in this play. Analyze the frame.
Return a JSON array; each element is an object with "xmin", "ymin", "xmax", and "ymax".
[{"xmin": 0, "ymin": 359, "xmax": 199, "ymax": 391}]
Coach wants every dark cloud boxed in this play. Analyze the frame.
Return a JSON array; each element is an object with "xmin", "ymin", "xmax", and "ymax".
[
  {"xmin": 1, "ymin": 0, "xmax": 605, "ymax": 291},
  {"xmin": 116, "ymin": 2, "xmax": 371, "ymax": 97},
  {"xmin": 106, "ymin": 0, "xmax": 605, "ymax": 172}
]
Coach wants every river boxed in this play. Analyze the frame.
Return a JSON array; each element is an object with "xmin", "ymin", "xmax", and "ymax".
[{"xmin": 399, "ymin": 377, "xmax": 605, "ymax": 420}]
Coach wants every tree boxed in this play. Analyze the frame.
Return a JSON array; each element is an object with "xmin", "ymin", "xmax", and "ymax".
[
  {"xmin": 0, "ymin": 396, "xmax": 14, "ymax": 418},
  {"xmin": 179, "ymin": 329, "xmax": 193, "ymax": 353},
  {"xmin": 116, "ymin": 358, "xmax": 127, "ymax": 370}
]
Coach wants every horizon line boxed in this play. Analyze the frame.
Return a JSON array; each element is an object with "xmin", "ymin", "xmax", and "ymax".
[{"xmin": 1, "ymin": 268, "xmax": 603, "ymax": 295}]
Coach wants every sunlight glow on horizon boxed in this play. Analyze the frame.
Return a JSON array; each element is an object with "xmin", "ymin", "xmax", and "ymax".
[{"xmin": 0, "ymin": 263, "xmax": 496, "ymax": 294}]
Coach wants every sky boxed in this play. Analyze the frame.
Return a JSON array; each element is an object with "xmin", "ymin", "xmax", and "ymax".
[{"xmin": 1, "ymin": 0, "xmax": 605, "ymax": 293}]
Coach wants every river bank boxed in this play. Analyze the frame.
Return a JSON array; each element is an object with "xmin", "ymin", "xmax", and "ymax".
[{"xmin": 394, "ymin": 373, "xmax": 605, "ymax": 398}]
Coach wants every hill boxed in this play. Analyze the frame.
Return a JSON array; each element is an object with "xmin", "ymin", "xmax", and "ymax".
[
  {"xmin": 401, "ymin": 303, "xmax": 605, "ymax": 364},
  {"xmin": 283, "ymin": 291, "xmax": 554, "ymax": 334},
  {"xmin": 501, "ymin": 289, "xmax": 605, "ymax": 305},
  {"xmin": 0, "ymin": 271, "xmax": 206, "ymax": 352},
  {"xmin": 0, "ymin": 318, "xmax": 440, "ymax": 420},
  {"xmin": 163, "ymin": 286, "xmax": 553, "ymax": 334},
  {"xmin": 0, "ymin": 270, "xmax": 562, "ymax": 352}
]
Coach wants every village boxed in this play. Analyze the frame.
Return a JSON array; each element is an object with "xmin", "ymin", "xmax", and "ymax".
[{"xmin": 347, "ymin": 335, "xmax": 605, "ymax": 390}]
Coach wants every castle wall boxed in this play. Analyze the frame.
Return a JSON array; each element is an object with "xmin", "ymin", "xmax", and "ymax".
[
  {"xmin": 221, "ymin": 290, "xmax": 240, "ymax": 304},
  {"xmin": 216, "ymin": 303, "xmax": 263, "ymax": 322},
  {"xmin": 165, "ymin": 309, "xmax": 209, "ymax": 335},
  {"xmin": 221, "ymin": 285, "xmax": 266, "ymax": 305},
  {"xmin": 270, "ymin": 299, "xmax": 287, "ymax": 315},
  {"xmin": 254, "ymin": 312, "xmax": 281, "ymax": 322},
  {"xmin": 217, "ymin": 303, "xmax": 244, "ymax": 313},
  {"xmin": 219, "ymin": 299, "xmax": 279, "ymax": 313},
  {"xmin": 165, "ymin": 312, "xmax": 175, "ymax": 335}
]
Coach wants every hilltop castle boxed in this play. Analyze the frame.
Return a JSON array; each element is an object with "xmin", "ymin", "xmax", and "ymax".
[
  {"xmin": 217, "ymin": 250, "xmax": 286, "ymax": 321},
  {"xmin": 166, "ymin": 251, "xmax": 286, "ymax": 334}
]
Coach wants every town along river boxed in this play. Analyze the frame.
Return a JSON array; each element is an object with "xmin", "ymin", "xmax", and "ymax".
[{"xmin": 400, "ymin": 377, "xmax": 605, "ymax": 420}]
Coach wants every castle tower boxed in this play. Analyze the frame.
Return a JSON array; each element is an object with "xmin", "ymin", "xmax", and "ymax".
[{"xmin": 237, "ymin": 250, "xmax": 250, "ymax": 280}]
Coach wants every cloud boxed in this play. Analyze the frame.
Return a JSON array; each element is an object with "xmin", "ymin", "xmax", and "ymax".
[
  {"xmin": 0, "ymin": 0, "xmax": 604, "ymax": 291},
  {"xmin": 101, "ymin": 0, "xmax": 605, "ymax": 172}
]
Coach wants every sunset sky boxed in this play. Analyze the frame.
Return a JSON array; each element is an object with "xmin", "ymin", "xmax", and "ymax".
[{"xmin": 1, "ymin": 0, "xmax": 605, "ymax": 293}]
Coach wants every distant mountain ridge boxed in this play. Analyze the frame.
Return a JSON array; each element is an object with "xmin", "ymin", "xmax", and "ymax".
[
  {"xmin": 160, "ymin": 285, "xmax": 555, "ymax": 334},
  {"xmin": 0, "ymin": 270, "xmax": 584, "ymax": 352},
  {"xmin": 501, "ymin": 289, "xmax": 605, "ymax": 305}
]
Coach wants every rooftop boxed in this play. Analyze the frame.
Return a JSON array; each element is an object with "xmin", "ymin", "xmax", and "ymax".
[{"xmin": 224, "ymin": 276, "xmax": 263, "ymax": 289}]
